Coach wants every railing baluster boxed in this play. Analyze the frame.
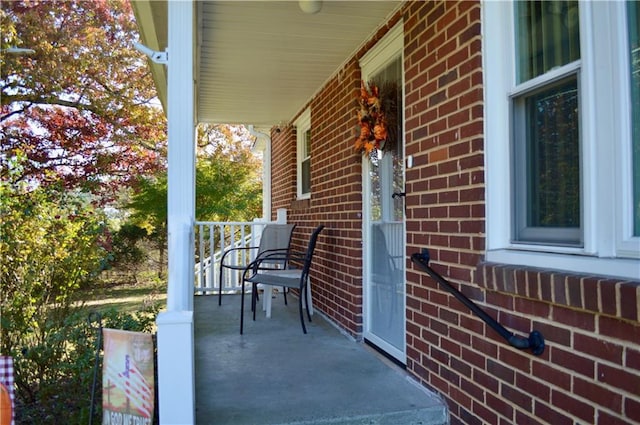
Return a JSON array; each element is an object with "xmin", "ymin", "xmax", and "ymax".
[
  {"xmin": 208, "ymin": 224, "xmax": 214, "ymax": 292},
  {"xmin": 194, "ymin": 221, "xmax": 278, "ymax": 295},
  {"xmin": 219, "ymin": 224, "xmax": 226, "ymax": 291},
  {"xmin": 198, "ymin": 224, "xmax": 204, "ymax": 294}
]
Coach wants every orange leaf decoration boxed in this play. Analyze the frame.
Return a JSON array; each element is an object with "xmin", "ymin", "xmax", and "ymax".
[
  {"xmin": 354, "ymin": 139, "xmax": 365, "ymax": 151},
  {"xmin": 360, "ymin": 85, "xmax": 369, "ymax": 99},
  {"xmin": 354, "ymin": 82, "xmax": 388, "ymax": 156},
  {"xmin": 359, "ymin": 124, "xmax": 371, "ymax": 140},
  {"xmin": 373, "ymin": 124, "xmax": 387, "ymax": 142}
]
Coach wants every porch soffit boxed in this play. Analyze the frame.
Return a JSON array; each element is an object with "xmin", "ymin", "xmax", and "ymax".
[{"xmin": 133, "ymin": 0, "xmax": 401, "ymax": 127}]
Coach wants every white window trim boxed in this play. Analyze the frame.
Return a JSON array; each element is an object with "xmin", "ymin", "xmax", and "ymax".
[
  {"xmin": 295, "ymin": 108, "xmax": 311, "ymax": 200},
  {"xmin": 482, "ymin": 0, "xmax": 640, "ymax": 280}
]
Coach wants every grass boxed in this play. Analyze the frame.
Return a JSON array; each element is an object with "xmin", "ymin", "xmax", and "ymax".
[{"xmin": 81, "ymin": 276, "xmax": 167, "ymax": 314}]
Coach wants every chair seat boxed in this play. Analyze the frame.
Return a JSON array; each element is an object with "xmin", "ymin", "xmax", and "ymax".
[{"xmin": 245, "ymin": 269, "xmax": 301, "ymax": 289}]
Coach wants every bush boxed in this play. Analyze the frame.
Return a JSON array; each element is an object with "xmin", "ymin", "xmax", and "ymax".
[
  {"xmin": 0, "ymin": 168, "xmax": 160, "ymax": 424},
  {"xmin": 14, "ymin": 306, "xmax": 159, "ymax": 424}
]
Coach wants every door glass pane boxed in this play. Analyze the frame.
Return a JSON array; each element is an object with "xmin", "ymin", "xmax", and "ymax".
[
  {"xmin": 515, "ymin": 1, "xmax": 580, "ymax": 82},
  {"xmin": 369, "ymin": 221, "xmax": 403, "ymax": 350},
  {"xmin": 629, "ymin": 0, "xmax": 640, "ymax": 236},
  {"xmin": 367, "ymin": 55, "xmax": 404, "ymax": 352}
]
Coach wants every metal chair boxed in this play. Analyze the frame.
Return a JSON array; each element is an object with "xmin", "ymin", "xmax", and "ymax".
[
  {"xmin": 241, "ymin": 225, "xmax": 325, "ymax": 334},
  {"xmin": 218, "ymin": 223, "xmax": 295, "ymax": 305}
]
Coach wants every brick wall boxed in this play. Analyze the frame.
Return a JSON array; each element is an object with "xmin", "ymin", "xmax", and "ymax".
[
  {"xmin": 270, "ymin": 59, "xmax": 369, "ymax": 335},
  {"xmin": 402, "ymin": 1, "xmax": 640, "ymax": 424},
  {"xmin": 270, "ymin": 124, "xmax": 296, "ymax": 222},
  {"xmin": 270, "ymin": 1, "xmax": 640, "ymax": 424}
]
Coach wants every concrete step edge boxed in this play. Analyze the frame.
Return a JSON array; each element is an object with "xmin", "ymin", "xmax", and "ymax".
[{"xmin": 273, "ymin": 406, "xmax": 449, "ymax": 425}]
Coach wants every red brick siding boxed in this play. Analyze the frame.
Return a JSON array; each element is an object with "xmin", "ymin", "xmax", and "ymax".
[
  {"xmin": 270, "ymin": 1, "xmax": 640, "ymax": 424},
  {"xmin": 403, "ymin": 2, "xmax": 640, "ymax": 424},
  {"xmin": 270, "ymin": 59, "xmax": 368, "ymax": 335},
  {"xmin": 270, "ymin": 125, "xmax": 296, "ymax": 221}
]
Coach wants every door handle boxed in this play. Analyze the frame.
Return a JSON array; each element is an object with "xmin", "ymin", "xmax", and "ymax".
[{"xmin": 392, "ymin": 192, "xmax": 406, "ymax": 199}]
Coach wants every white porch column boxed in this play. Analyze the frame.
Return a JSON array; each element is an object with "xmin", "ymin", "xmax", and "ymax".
[
  {"xmin": 249, "ymin": 126, "xmax": 272, "ymax": 220},
  {"xmin": 157, "ymin": 1, "xmax": 196, "ymax": 424},
  {"xmin": 261, "ymin": 136, "xmax": 272, "ymax": 220}
]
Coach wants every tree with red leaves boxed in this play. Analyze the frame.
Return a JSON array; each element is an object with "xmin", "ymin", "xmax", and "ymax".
[{"xmin": 1, "ymin": 0, "xmax": 166, "ymax": 200}]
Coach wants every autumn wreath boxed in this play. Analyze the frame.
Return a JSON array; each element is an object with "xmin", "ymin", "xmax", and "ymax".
[{"xmin": 354, "ymin": 81, "xmax": 398, "ymax": 156}]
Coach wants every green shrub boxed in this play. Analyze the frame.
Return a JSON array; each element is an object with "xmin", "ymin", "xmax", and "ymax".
[
  {"xmin": 0, "ymin": 168, "xmax": 160, "ymax": 424},
  {"xmin": 13, "ymin": 306, "xmax": 159, "ymax": 424}
]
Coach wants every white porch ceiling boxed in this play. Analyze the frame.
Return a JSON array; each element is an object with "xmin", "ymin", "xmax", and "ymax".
[{"xmin": 132, "ymin": 0, "xmax": 401, "ymax": 127}]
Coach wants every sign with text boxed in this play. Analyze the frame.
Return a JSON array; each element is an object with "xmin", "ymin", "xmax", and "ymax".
[{"xmin": 102, "ymin": 329, "xmax": 154, "ymax": 425}]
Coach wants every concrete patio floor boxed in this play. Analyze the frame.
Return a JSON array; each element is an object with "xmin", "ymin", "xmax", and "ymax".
[{"xmin": 194, "ymin": 293, "xmax": 448, "ymax": 425}]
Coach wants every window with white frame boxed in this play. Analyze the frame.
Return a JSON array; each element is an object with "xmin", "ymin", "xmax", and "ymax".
[
  {"xmin": 484, "ymin": 0, "xmax": 640, "ymax": 279},
  {"xmin": 629, "ymin": 1, "xmax": 640, "ymax": 238},
  {"xmin": 295, "ymin": 109, "xmax": 311, "ymax": 199},
  {"xmin": 512, "ymin": 1, "xmax": 581, "ymax": 246}
]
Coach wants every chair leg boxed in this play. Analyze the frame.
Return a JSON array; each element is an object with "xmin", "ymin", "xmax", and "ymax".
[
  {"xmin": 218, "ymin": 266, "xmax": 224, "ymax": 306},
  {"xmin": 304, "ymin": 285, "xmax": 312, "ymax": 323},
  {"xmin": 298, "ymin": 295, "xmax": 307, "ymax": 334},
  {"xmin": 252, "ymin": 283, "xmax": 259, "ymax": 321},
  {"xmin": 250, "ymin": 282, "xmax": 256, "ymax": 313},
  {"xmin": 240, "ymin": 279, "xmax": 245, "ymax": 334},
  {"xmin": 283, "ymin": 287, "xmax": 288, "ymax": 305}
]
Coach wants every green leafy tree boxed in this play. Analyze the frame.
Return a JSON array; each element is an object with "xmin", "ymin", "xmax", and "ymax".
[
  {"xmin": 126, "ymin": 175, "xmax": 169, "ymax": 278},
  {"xmin": 125, "ymin": 124, "xmax": 263, "ymax": 275},
  {"xmin": 128, "ymin": 124, "xmax": 262, "ymax": 223},
  {"xmin": 195, "ymin": 124, "xmax": 263, "ymax": 222},
  {"xmin": 107, "ymin": 224, "xmax": 150, "ymax": 282}
]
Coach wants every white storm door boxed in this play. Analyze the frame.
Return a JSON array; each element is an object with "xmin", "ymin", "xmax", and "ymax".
[{"xmin": 362, "ymin": 46, "xmax": 405, "ymax": 363}]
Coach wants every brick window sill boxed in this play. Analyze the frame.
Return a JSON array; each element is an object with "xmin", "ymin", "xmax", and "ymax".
[{"xmin": 476, "ymin": 262, "xmax": 640, "ymax": 323}]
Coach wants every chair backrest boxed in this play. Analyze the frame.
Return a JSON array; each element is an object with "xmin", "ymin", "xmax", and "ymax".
[
  {"xmin": 300, "ymin": 225, "xmax": 325, "ymax": 279},
  {"xmin": 257, "ymin": 223, "xmax": 296, "ymax": 267}
]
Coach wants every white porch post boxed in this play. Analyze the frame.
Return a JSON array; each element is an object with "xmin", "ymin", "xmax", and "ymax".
[
  {"xmin": 261, "ymin": 136, "xmax": 272, "ymax": 220},
  {"xmin": 157, "ymin": 1, "xmax": 196, "ymax": 424},
  {"xmin": 249, "ymin": 126, "xmax": 272, "ymax": 220}
]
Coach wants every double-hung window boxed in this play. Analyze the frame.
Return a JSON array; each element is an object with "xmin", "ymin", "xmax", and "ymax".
[
  {"xmin": 295, "ymin": 108, "xmax": 311, "ymax": 199},
  {"xmin": 512, "ymin": 1, "xmax": 581, "ymax": 246},
  {"xmin": 484, "ymin": 1, "xmax": 640, "ymax": 279}
]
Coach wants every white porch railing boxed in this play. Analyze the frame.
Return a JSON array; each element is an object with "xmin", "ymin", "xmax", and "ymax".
[{"xmin": 194, "ymin": 221, "xmax": 268, "ymax": 295}]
